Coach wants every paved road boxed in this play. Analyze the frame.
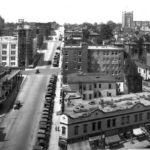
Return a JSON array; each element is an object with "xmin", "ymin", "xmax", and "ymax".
[{"xmin": 0, "ymin": 27, "xmax": 64, "ymax": 150}]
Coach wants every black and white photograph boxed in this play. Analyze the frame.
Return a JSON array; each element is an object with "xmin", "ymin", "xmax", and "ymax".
[{"xmin": 0, "ymin": 0, "xmax": 150, "ymax": 150}]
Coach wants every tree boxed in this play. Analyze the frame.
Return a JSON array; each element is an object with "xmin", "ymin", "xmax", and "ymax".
[
  {"xmin": 97, "ymin": 24, "xmax": 113, "ymax": 44},
  {"xmin": 82, "ymin": 29, "xmax": 90, "ymax": 42}
]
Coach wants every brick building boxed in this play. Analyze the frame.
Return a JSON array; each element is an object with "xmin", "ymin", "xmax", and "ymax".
[{"xmin": 62, "ymin": 43, "xmax": 88, "ymax": 83}]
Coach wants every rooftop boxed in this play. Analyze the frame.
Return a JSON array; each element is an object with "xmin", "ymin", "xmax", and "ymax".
[
  {"xmin": 67, "ymin": 72, "xmax": 116, "ymax": 83},
  {"xmin": 88, "ymin": 45, "xmax": 124, "ymax": 50},
  {"xmin": 63, "ymin": 92, "xmax": 150, "ymax": 118},
  {"xmin": 64, "ymin": 44, "xmax": 82, "ymax": 48},
  {"xmin": 135, "ymin": 61, "xmax": 150, "ymax": 69},
  {"xmin": 0, "ymin": 36, "xmax": 17, "ymax": 41}
]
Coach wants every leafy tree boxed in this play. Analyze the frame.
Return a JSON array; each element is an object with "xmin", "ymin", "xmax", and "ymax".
[{"xmin": 82, "ymin": 29, "xmax": 90, "ymax": 42}]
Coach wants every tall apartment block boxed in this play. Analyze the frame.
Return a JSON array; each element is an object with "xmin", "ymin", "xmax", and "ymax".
[
  {"xmin": 0, "ymin": 36, "xmax": 18, "ymax": 67},
  {"xmin": 17, "ymin": 25, "xmax": 34, "ymax": 67},
  {"xmin": 122, "ymin": 11, "xmax": 134, "ymax": 28}
]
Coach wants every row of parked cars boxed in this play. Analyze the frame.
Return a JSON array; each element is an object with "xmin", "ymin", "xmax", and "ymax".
[
  {"xmin": 33, "ymin": 74, "xmax": 58, "ymax": 150},
  {"xmin": 53, "ymin": 52, "xmax": 60, "ymax": 67}
]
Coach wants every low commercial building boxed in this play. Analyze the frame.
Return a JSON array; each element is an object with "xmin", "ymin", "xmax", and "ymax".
[
  {"xmin": 0, "ymin": 36, "xmax": 18, "ymax": 67},
  {"xmin": 59, "ymin": 92, "xmax": 150, "ymax": 147},
  {"xmin": 67, "ymin": 72, "xmax": 117, "ymax": 100},
  {"xmin": 0, "ymin": 69, "xmax": 21, "ymax": 104}
]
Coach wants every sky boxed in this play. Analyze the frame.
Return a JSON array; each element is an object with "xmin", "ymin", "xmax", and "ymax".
[{"xmin": 0, "ymin": 0, "xmax": 150, "ymax": 24}]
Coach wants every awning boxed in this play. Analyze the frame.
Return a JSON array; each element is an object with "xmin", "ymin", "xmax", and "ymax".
[
  {"xmin": 89, "ymin": 136, "xmax": 101, "ymax": 142},
  {"xmin": 105, "ymin": 135, "xmax": 120, "ymax": 144},
  {"xmin": 133, "ymin": 128, "xmax": 145, "ymax": 136}
]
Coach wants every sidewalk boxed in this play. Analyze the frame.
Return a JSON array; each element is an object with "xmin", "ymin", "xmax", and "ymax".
[{"xmin": 48, "ymin": 75, "xmax": 62, "ymax": 150}]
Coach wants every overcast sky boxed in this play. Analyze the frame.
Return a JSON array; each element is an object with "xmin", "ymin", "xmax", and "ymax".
[{"xmin": 0, "ymin": 0, "xmax": 150, "ymax": 24}]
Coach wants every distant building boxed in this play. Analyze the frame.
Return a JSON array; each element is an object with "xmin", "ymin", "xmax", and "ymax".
[
  {"xmin": 122, "ymin": 11, "xmax": 134, "ymax": 28},
  {"xmin": 59, "ymin": 92, "xmax": 150, "ymax": 146},
  {"xmin": 0, "ymin": 36, "xmax": 18, "ymax": 67},
  {"xmin": 122, "ymin": 11, "xmax": 150, "ymax": 30},
  {"xmin": 67, "ymin": 72, "xmax": 117, "ymax": 100}
]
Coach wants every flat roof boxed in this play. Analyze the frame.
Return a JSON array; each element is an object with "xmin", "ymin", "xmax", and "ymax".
[
  {"xmin": 63, "ymin": 92, "xmax": 150, "ymax": 118},
  {"xmin": 64, "ymin": 45, "xmax": 82, "ymax": 48},
  {"xmin": 67, "ymin": 72, "xmax": 116, "ymax": 83},
  {"xmin": 88, "ymin": 45, "xmax": 124, "ymax": 50}
]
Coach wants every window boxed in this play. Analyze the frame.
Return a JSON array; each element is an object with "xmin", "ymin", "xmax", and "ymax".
[
  {"xmin": 78, "ymin": 65, "xmax": 81, "ymax": 70},
  {"xmin": 2, "ymin": 44, "xmax": 7, "ymax": 49},
  {"xmin": 83, "ymin": 124, "xmax": 87, "ymax": 133},
  {"xmin": 144, "ymin": 70, "xmax": 146, "ymax": 74},
  {"xmin": 99, "ymin": 84, "xmax": 101, "ymax": 88},
  {"xmin": 92, "ymin": 122, "xmax": 96, "ymax": 131},
  {"xmin": 94, "ymin": 92, "xmax": 97, "ymax": 98},
  {"xmin": 89, "ymin": 85, "xmax": 92, "ymax": 90},
  {"xmin": 11, "ymin": 56, "xmax": 15, "ymax": 60},
  {"xmin": 83, "ymin": 85, "xmax": 86, "ymax": 90},
  {"xmin": 112, "ymin": 52, "xmax": 114, "ymax": 55},
  {"xmin": 115, "ymin": 52, "xmax": 118, "ymax": 55},
  {"xmin": 107, "ymin": 92, "xmax": 111, "ymax": 97},
  {"xmin": 134, "ymin": 114, "xmax": 138, "ymax": 122},
  {"xmin": 121, "ymin": 116, "xmax": 125, "ymax": 125},
  {"xmin": 108, "ymin": 84, "xmax": 111, "ymax": 89},
  {"xmin": 65, "ymin": 65, "xmax": 68, "ymax": 70},
  {"xmin": 11, "ymin": 62, "xmax": 15, "ymax": 65},
  {"xmin": 107, "ymin": 52, "xmax": 109, "ymax": 55},
  {"xmin": 103, "ymin": 52, "xmax": 106, "ymax": 55},
  {"xmin": 98, "ymin": 121, "xmax": 101, "ymax": 130},
  {"xmin": 11, "ymin": 51, "xmax": 16, "ymax": 55},
  {"xmin": 11, "ymin": 44, "xmax": 16, "ymax": 49},
  {"xmin": 62, "ymin": 126, "xmax": 66, "ymax": 135},
  {"xmin": 65, "ymin": 51, "xmax": 68, "ymax": 56},
  {"xmin": 2, "ymin": 56, "xmax": 6, "ymax": 60},
  {"xmin": 78, "ymin": 58, "xmax": 82, "ymax": 63},
  {"xmin": 78, "ymin": 51, "xmax": 81, "ymax": 56},
  {"xmin": 103, "ymin": 58, "xmax": 105, "ymax": 61},
  {"xmin": 2, "ymin": 62, "xmax": 6, "ymax": 66},
  {"xmin": 83, "ymin": 94, "xmax": 86, "ymax": 100},
  {"xmin": 2, "ymin": 51, "xmax": 7, "ymax": 55},
  {"xmin": 74, "ymin": 126, "xmax": 79, "ymax": 135},
  {"xmin": 107, "ymin": 119, "xmax": 111, "ymax": 128},
  {"xmin": 139, "ymin": 113, "xmax": 143, "ymax": 121},
  {"xmin": 112, "ymin": 118, "xmax": 116, "ymax": 127},
  {"xmin": 89, "ymin": 94, "xmax": 92, "ymax": 99},
  {"xmin": 94, "ymin": 84, "xmax": 97, "ymax": 88},
  {"xmin": 126, "ymin": 116, "xmax": 130, "ymax": 124},
  {"xmin": 147, "ymin": 112, "xmax": 150, "ymax": 120}
]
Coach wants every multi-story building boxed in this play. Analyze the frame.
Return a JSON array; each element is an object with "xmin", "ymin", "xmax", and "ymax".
[
  {"xmin": 62, "ymin": 43, "xmax": 88, "ymax": 83},
  {"xmin": 17, "ymin": 25, "xmax": 34, "ymax": 67},
  {"xmin": 122, "ymin": 11, "xmax": 150, "ymax": 29},
  {"xmin": 122, "ymin": 11, "xmax": 134, "ymax": 28},
  {"xmin": 59, "ymin": 92, "xmax": 150, "ymax": 147},
  {"xmin": 67, "ymin": 72, "xmax": 117, "ymax": 100},
  {"xmin": 0, "ymin": 36, "xmax": 18, "ymax": 67},
  {"xmin": 87, "ymin": 46, "xmax": 124, "ymax": 81}
]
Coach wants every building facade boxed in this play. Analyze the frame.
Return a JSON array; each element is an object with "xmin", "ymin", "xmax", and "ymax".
[
  {"xmin": 59, "ymin": 92, "xmax": 150, "ymax": 146},
  {"xmin": 87, "ymin": 46, "xmax": 124, "ymax": 81},
  {"xmin": 0, "ymin": 36, "xmax": 18, "ymax": 67},
  {"xmin": 17, "ymin": 25, "xmax": 34, "ymax": 67},
  {"xmin": 62, "ymin": 43, "xmax": 88, "ymax": 83},
  {"xmin": 67, "ymin": 72, "xmax": 117, "ymax": 100}
]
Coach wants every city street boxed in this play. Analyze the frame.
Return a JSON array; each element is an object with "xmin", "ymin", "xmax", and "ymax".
[{"xmin": 0, "ymin": 27, "xmax": 64, "ymax": 150}]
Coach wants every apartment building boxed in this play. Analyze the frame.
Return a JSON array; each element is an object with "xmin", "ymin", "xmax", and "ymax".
[
  {"xmin": 59, "ymin": 92, "xmax": 150, "ymax": 147},
  {"xmin": 0, "ymin": 36, "xmax": 18, "ymax": 67},
  {"xmin": 67, "ymin": 72, "xmax": 117, "ymax": 100},
  {"xmin": 87, "ymin": 46, "xmax": 124, "ymax": 81}
]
